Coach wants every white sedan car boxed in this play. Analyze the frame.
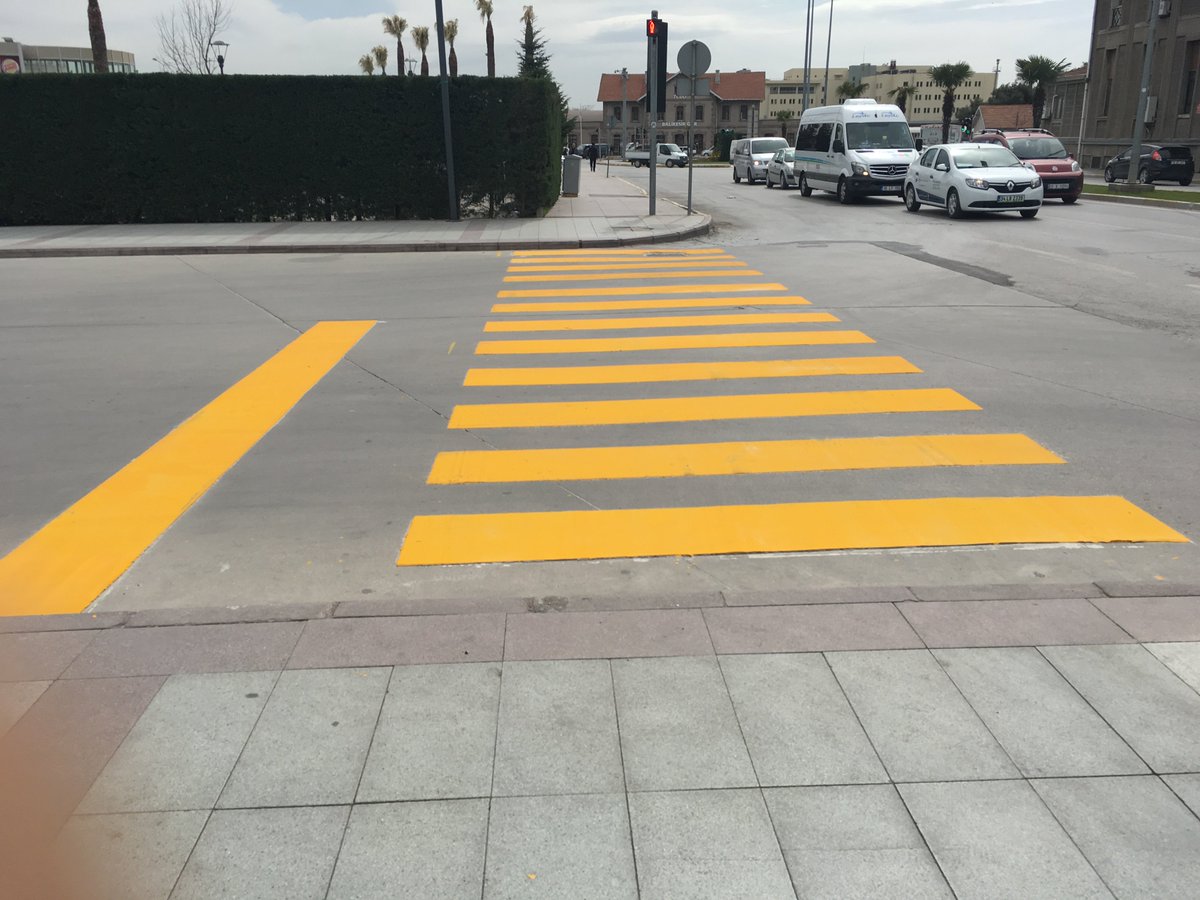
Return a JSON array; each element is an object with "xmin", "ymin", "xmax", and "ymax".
[
  {"xmin": 904, "ymin": 143, "xmax": 1043, "ymax": 219},
  {"xmin": 765, "ymin": 149, "xmax": 799, "ymax": 189}
]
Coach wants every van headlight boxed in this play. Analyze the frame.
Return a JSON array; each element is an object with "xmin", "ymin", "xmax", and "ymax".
[
  {"xmin": 852, "ymin": 162, "xmax": 869, "ymax": 176},
  {"xmin": 964, "ymin": 177, "xmax": 989, "ymax": 190},
  {"xmin": 1030, "ymin": 175, "xmax": 1042, "ymax": 189}
]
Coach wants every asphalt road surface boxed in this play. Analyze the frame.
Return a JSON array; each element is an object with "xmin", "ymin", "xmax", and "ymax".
[{"xmin": 2, "ymin": 167, "xmax": 1198, "ymax": 614}]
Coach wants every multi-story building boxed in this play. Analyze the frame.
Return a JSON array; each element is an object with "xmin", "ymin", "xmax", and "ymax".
[
  {"xmin": 0, "ymin": 37, "xmax": 137, "ymax": 74},
  {"xmin": 848, "ymin": 62, "xmax": 997, "ymax": 125},
  {"xmin": 763, "ymin": 67, "xmax": 851, "ymax": 140},
  {"xmin": 597, "ymin": 69, "xmax": 766, "ymax": 153},
  {"xmin": 1075, "ymin": 0, "xmax": 1200, "ymax": 168}
]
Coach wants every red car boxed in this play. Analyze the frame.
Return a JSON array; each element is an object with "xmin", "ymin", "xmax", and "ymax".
[{"xmin": 972, "ymin": 128, "xmax": 1084, "ymax": 204}]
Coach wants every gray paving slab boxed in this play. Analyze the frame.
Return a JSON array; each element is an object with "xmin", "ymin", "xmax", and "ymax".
[
  {"xmin": 611, "ymin": 656, "xmax": 756, "ymax": 791},
  {"xmin": 1163, "ymin": 774, "xmax": 1200, "ymax": 816},
  {"xmin": 898, "ymin": 599, "xmax": 1132, "ymax": 647},
  {"xmin": 356, "ymin": 663, "xmax": 500, "ymax": 801},
  {"xmin": 492, "ymin": 660, "xmax": 623, "ymax": 796},
  {"xmin": 827, "ymin": 650, "xmax": 1019, "ymax": 782},
  {"xmin": 1033, "ymin": 776, "xmax": 1200, "ymax": 899},
  {"xmin": 0, "ymin": 630, "xmax": 97, "ymax": 681},
  {"xmin": 899, "ymin": 780, "xmax": 1113, "ymax": 900},
  {"xmin": 1041, "ymin": 644, "xmax": 1200, "ymax": 772},
  {"xmin": 0, "ymin": 680, "xmax": 49, "ymax": 738},
  {"xmin": 218, "ymin": 667, "xmax": 390, "ymax": 808},
  {"xmin": 503, "ymin": 609, "xmax": 714, "ymax": 660},
  {"xmin": 933, "ymin": 648, "xmax": 1147, "ymax": 777},
  {"xmin": 172, "ymin": 805, "xmax": 348, "ymax": 900},
  {"xmin": 327, "ymin": 799, "xmax": 489, "ymax": 900},
  {"xmin": 764, "ymin": 785, "xmax": 952, "ymax": 900},
  {"xmin": 55, "ymin": 810, "xmax": 207, "ymax": 900},
  {"xmin": 1091, "ymin": 596, "xmax": 1200, "ymax": 642},
  {"xmin": 1145, "ymin": 642, "xmax": 1200, "ymax": 692},
  {"xmin": 704, "ymin": 603, "xmax": 923, "ymax": 654},
  {"xmin": 629, "ymin": 789, "xmax": 796, "ymax": 900},
  {"xmin": 61, "ymin": 622, "xmax": 302, "ymax": 677},
  {"xmin": 484, "ymin": 793, "xmax": 638, "ymax": 899},
  {"xmin": 907, "ymin": 583, "xmax": 1104, "ymax": 602},
  {"xmin": 721, "ymin": 586, "xmax": 917, "ymax": 606},
  {"xmin": 286, "ymin": 614, "xmax": 505, "ymax": 668},
  {"xmin": 78, "ymin": 671, "xmax": 275, "ymax": 813},
  {"xmin": 720, "ymin": 654, "xmax": 887, "ymax": 786}
]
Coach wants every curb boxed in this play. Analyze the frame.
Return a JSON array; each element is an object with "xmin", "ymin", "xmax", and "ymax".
[
  {"xmin": 1079, "ymin": 191, "xmax": 1200, "ymax": 212},
  {"xmin": 0, "ymin": 215, "xmax": 711, "ymax": 260}
]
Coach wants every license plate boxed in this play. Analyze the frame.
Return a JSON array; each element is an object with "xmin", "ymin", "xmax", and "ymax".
[
  {"xmin": 1048, "ymin": 182, "xmax": 1070, "ymax": 190},
  {"xmin": 1171, "ymin": 160, "xmax": 1186, "ymax": 165},
  {"xmin": 880, "ymin": 184, "xmax": 901, "ymax": 193},
  {"xmin": 998, "ymin": 195, "xmax": 1025, "ymax": 204}
]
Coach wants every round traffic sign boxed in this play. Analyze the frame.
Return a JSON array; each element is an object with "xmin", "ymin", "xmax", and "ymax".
[{"xmin": 677, "ymin": 40, "xmax": 711, "ymax": 78}]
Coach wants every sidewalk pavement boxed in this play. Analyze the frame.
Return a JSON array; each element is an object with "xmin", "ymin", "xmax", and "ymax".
[
  {"xmin": 0, "ymin": 170, "xmax": 708, "ymax": 260},
  {"xmin": 3, "ymin": 583, "xmax": 1200, "ymax": 899}
]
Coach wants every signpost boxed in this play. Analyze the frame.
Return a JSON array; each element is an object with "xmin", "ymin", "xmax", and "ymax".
[{"xmin": 677, "ymin": 40, "xmax": 711, "ymax": 216}]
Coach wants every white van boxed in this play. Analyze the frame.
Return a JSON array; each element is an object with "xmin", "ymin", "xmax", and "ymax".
[
  {"xmin": 730, "ymin": 137, "xmax": 790, "ymax": 184},
  {"xmin": 792, "ymin": 99, "xmax": 918, "ymax": 203}
]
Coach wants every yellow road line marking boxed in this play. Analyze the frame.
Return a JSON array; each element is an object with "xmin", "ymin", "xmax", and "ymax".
[
  {"xmin": 483, "ymin": 312, "xmax": 839, "ymax": 332},
  {"xmin": 492, "ymin": 296, "xmax": 811, "ymax": 312},
  {"xmin": 464, "ymin": 356, "xmax": 921, "ymax": 386},
  {"xmin": 507, "ymin": 260, "xmax": 747, "ymax": 273},
  {"xmin": 447, "ymin": 388, "xmax": 978, "ymax": 429},
  {"xmin": 0, "ymin": 321, "xmax": 377, "ymax": 617},
  {"xmin": 512, "ymin": 248, "xmax": 727, "ymax": 256},
  {"xmin": 476, "ymin": 330, "xmax": 874, "ymax": 355},
  {"xmin": 509, "ymin": 255, "xmax": 737, "ymax": 266},
  {"xmin": 428, "ymin": 433, "xmax": 1064, "ymax": 484},
  {"xmin": 503, "ymin": 269, "xmax": 762, "ymax": 283},
  {"xmin": 498, "ymin": 283, "xmax": 789, "ymax": 298},
  {"xmin": 397, "ymin": 496, "xmax": 1188, "ymax": 565}
]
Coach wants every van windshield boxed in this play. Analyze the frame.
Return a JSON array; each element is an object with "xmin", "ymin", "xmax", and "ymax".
[
  {"xmin": 751, "ymin": 139, "xmax": 788, "ymax": 154},
  {"xmin": 845, "ymin": 122, "xmax": 915, "ymax": 150},
  {"xmin": 1008, "ymin": 137, "xmax": 1068, "ymax": 160}
]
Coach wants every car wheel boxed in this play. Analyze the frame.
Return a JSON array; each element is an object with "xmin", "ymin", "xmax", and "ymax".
[
  {"xmin": 1138, "ymin": 166, "xmax": 1152, "ymax": 184},
  {"xmin": 766, "ymin": 172, "xmax": 774, "ymax": 188},
  {"xmin": 837, "ymin": 177, "xmax": 852, "ymax": 204},
  {"xmin": 904, "ymin": 184, "xmax": 921, "ymax": 212},
  {"xmin": 1103, "ymin": 166, "xmax": 1115, "ymax": 183},
  {"xmin": 733, "ymin": 168, "xmax": 741, "ymax": 183},
  {"xmin": 946, "ymin": 188, "xmax": 964, "ymax": 219},
  {"xmin": 1020, "ymin": 208, "xmax": 1038, "ymax": 219},
  {"xmin": 1181, "ymin": 178, "xmax": 1193, "ymax": 187},
  {"xmin": 1062, "ymin": 196, "xmax": 1078, "ymax": 204},
  {"xmin": 799, "ymin": 173, "xmax": 813, "ymax": 197}
]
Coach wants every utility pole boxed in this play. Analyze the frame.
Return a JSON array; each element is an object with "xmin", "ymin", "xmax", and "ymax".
[
  {"xmin": 434, "ymin": 0, "xmax": 458, "ymax": 221},
  {"xmin": 621, "ymin": 67, "xmax": 628, "ymax": 157},
  {"xmin": 801, "ymin": 0, "xmax": 815, "ymax": 113},
  {"xmin": 823, "ymin": 0, "xmax": 834, "ymax": 106},
  {"xmin": 1127, "ymin": 0, "xmax": 1161, "ymax": 185}
]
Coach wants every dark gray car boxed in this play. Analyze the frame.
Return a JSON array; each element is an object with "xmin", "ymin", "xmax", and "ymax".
[{"xmin": 1103, "ymin": 144, "xmax": 1194, "ymax": 186}]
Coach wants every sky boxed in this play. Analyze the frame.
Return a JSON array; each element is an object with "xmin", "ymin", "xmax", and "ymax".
[{"xmin": 7, "ymin": 0, "xmax": 1095, "ymax": 108}]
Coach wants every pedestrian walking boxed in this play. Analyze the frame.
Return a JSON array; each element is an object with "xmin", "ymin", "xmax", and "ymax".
[{"xmin": 588, "ymin": 143, "xmax": 599, "ymax": 172}]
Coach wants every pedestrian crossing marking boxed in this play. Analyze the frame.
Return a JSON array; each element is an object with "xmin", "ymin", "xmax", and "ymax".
[
  {"xmin": 503, "ymin": 269, "xmax": 763, "ymax": 283},
  {"xmin": 476, "ymin": 331, "xmax": 874, "ymax": 355},
  {"xmin": 497, "ymin": 283, "xmax": 789, "ymax": 298},
  {"xmin": 492, "ymin": 296, "xmax": 812, "ymax": 312},
  {"xmin": 397, "ymin": 496, "xmax": 1189, "ymax": 566},
  {"xmin": 427, "ymin": 433, "xmax": 1064, "ymax": 484},
  {"xmin": 447, "ymin": 388, "xmax": 979, "ymax": 429},
  {"xmin": 509, "ymin": 255, "xmax": 738, "ymax": 266},
  {"xmin": 464, "ymin": 356, "xmax": 920, "ymax": 387},
  {"xmin": 483, "ymin": 312, "xmax": 839, "ymax": 332},
  {"xmin": 507, "ymin": 260, "xmax": 748, "ymax": 273}
]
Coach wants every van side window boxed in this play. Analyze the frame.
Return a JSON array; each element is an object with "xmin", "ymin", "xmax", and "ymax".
[
  {"xmin": 833, "ymin": 124, "xmax": 843, "ymax": 149},
  {"xmin": 795, "ymin": 124, "xmax": 816, "ymax": 151},
  {"xmin": 814, "ymin": 123, "xmax": 834, "ymax": 151}
]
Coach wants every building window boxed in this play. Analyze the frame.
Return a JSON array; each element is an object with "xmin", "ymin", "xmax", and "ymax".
[
  {"xmin": 1110, "ymin": 0, "xmax": 1123, "ymax": 28},
  {"xmin": 1181, "ymin": 41, "xmax": 1199, "ymax": 115},
  {"xmin": 631, "ymin": 106, "xmax": 639, "ymax": 121},
  {"xmin": 675, "ymin": 104, "xmax": 684, "ymax": 120},
  {"xmin": 739, "ymin": 104, "xmax": 748, "ymax": 121},
  {"xmin": 613, "ymin": 106, "xmax": 622, "ymax": 122},
  {"xmin": 721, "ymin": 105, "xmax": 730, "ymax": 121},
  {"xmin": 695, "ymin": 104, "xmax": 704, "ymax": 121},
  {"xmin": 1101, "ymin": 48, "xmax": 1116, "ymax": 116}
]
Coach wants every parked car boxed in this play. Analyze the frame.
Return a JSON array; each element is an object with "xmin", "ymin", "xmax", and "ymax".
[
  {"xmin": 972, "ymin": 128, "xmax": 1083, "ymax": 203},
  {"xmin": 730, "ymin": 137, "xmax": 790, "ymax": 184},
  {"xmin": 1103, "ymin": 144, "xmax": 1194, "ymax": 186},
  {"xmin": 765, "ymin": 149, "xmax": 799, "ymax": 188},
  {"xmin": 904, "ymin": 143, "xmax": 1043, "ymax": 219}
]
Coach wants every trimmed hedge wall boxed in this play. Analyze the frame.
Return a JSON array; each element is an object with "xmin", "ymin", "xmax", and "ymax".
[{"xmin": 0, "ymin": 73, "xmax": 562, "ymax": 224}]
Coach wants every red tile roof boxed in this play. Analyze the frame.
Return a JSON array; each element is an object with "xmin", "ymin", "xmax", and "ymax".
[
  {"xmin": 597, "ymin": 70, "xmax": 765, "ymax": 103},
  {"xmin": 976, "ymin": 104, "xmax": 1035, "ymax": 130}
]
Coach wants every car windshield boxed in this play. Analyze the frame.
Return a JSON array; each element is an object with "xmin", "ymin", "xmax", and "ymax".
[
  {"xmin": 953, "ymin": 147, "xmax": 1021, "ymax": 169},
  {"xmin": 845, "ymin": 122, "xmax": 915, "ymax": 150},
  {"xmin": 1008, "ymin": 137, "xmax": 1068, "ymax": 160},
  {"xmin": 751, "ymin": 139, "xmax": 788, "ymax": 154}
]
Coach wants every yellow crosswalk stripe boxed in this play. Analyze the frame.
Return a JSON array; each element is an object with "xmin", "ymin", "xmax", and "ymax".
[
  {"xmin": 506, "ymin": 260, "xmax": 747, "ymax": 273},
  {"xmin": 498, "ymin": 283, "xmax": 789, "ymax": 298},
  {"xmin": 447, "ymin": 388, "xmax": 979, "ymax": 429},
  {"xmin": 428, "ymin": 433, "xmax": 1065, "ymax": 484},
  {"xmin": 397, "ymin": 496, "xmax": 1189, "ymax": 565},
  {"xmin": 476, "ymin": 331, "xmax": 874, "ymax": 355},
  {"xmin": 483, "ymin": 312, "xmax": 839, "ymax": 332},
  {"xmin": 464, "ymin": 356, "xmax": 921, "ymax": 386},
  {"xmin": 503, "ymin": 269, "xmax": 763, "ymax": 283},
  {"xmin": 509, "ymin": 255, "xmax": 738, "ymax": 266},
  {"xmin": 492, "ymin": 296, "xmax": 811, "ymax": 312}
]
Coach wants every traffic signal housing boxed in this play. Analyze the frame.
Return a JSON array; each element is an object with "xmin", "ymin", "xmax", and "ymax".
[{"xmin": 645, "ymin": 17, "xmax": 668, "ymax": 118}]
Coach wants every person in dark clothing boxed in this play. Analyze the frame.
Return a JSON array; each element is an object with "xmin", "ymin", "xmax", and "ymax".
[{"xmin": 588, "ymin": 143, "xmax": 599, "ymax": 172}]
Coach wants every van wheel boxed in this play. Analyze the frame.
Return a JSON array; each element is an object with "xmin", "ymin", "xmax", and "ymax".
[
  {"xmin": 733, "ymin": 168, "xmax": 741, "ymax": 183},
  {"xmin": 946, "ymin": 189, "xmax": 964, "ymax": 219},
  {"xmin": 904, "ymin": 184, "xmax": 921, "ymax": 212},
  {"xmin": 800, "ymin": 173, "xmax": 813, "ymax": 197},
  {"xmin": 746, "ymin": 169, "xmax": 757, "ymax": 185},
  {"xmin": 631, "ymin": 160, "xmax": 640, "ymax": 168},
  {"xmin": 837, "ymin": 177, "xmax": 852, "ymax": 204}
]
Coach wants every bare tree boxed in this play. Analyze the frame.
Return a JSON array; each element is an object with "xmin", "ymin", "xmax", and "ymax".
[
  {"xmin": 87, "ymin": 1, "xmax": 110, "ymax": 73},
  {"xmin": 156, "ymin": 0, "xmax": 233, "ymax": 74}
]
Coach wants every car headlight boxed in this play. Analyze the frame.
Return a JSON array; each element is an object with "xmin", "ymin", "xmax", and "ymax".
[
  {"xmin": 1070, "ymin": 160, "xmax": 1081, "ymax": 172},
  {"xmin": 852, "ymin": 163, "xmax": 869, "ymax": 176},
  {"xmin": 1029, "ymin": 175, "xmax": 1042, "ymax": 189},
  {"xmin": 964, "ymin": 177, "xmax": 989, "ymax": 190}
]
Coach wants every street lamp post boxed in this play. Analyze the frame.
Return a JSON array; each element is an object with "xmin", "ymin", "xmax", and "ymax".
[{"xmin": 211, "ymin": 40, "xmax": 229, "ymax": 75}]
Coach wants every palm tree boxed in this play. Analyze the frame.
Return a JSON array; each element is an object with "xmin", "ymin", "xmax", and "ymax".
[
  {"xmin": 773, "ymin": 110, "xmax": 795, "ymax": 142},
  {"xmin": 1016, "ymin": 55, "xmax": 1070, "ymax": 127},
  {"xmin": 359, "ymin": 54, "xmax": 375, "ymax": 76},
  {"xmin": 475, "ymin": 0, "xmax": 495, "ymax": 77},
  {"xmin": 929, "ymin": 61, "xmax": 973, "ymax": 144},
  {"xmin": 87, "ymin": 0, "xmax": 109, "ymax": 74},
  {"xmin": 837, "ymin": 80, "xmax": 868, "ymax": 102},
  {"xmin": 372, "ymin": 45, "xmax": 389, "ymax": 76},
  {"xmin": 445, "ymin": 18, "xmax": 459, "ymax": 77},
  {"xmin": 411, "ymin": 26, "xmax": 430, "ymax": 76},
  {"xmin": 889, "ymin": 84, "xmax": 918, "ymax": 115},
  {"xmin": 382, "ymin": 15, "xmax": 407, "ymax": 76}
]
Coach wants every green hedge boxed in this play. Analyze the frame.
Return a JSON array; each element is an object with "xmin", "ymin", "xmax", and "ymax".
[{"xmin": 0, "ymin": 73, "xmax": 562, "ymax": 224}]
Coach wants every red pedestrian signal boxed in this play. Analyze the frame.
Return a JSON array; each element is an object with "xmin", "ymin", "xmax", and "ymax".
[{"xmin": 647, "ymin": 18, "xmax": 659, "ymax": 37}]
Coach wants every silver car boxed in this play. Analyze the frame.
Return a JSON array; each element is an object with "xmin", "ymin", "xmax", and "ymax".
[
  {"xmin": 904, "ymin": 143, "xmax": 1044, "ymax": 219},
  {"xmin": 765, "ymin": 149, "xmax": 799, "ymax": 189}
]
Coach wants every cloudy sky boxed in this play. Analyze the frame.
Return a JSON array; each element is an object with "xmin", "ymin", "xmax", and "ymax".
[{"xmin": 10, "ymin": 0, "xmax": 1094, "ymax": 107}]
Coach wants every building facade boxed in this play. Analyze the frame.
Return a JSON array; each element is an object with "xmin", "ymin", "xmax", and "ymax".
[
  {"xmin": 597, "ymin": 69, "xmax": 766, "ymax": 152},
  {"xmin": 848, "ymin": 62, "xmax": 997, "ymax": 125},
  {"xmin": 1077, "ymin": 0, "xmax": 1200, "ymax": 168},
  {"xmin": 0, "ymin": 38, "xmax": 137, "ymax": 74}
]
